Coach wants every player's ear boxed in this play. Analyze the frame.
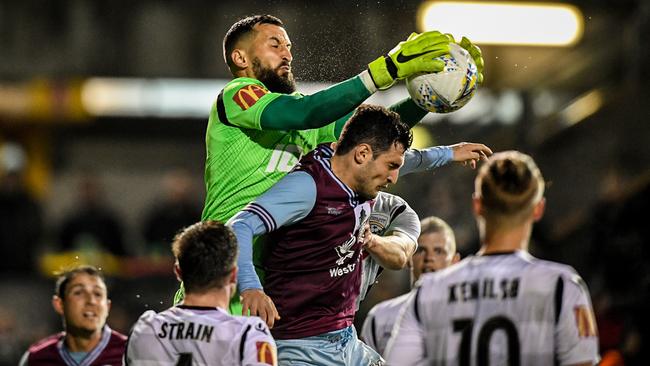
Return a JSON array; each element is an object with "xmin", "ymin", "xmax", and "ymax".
[
  {"xmin": 52, "ymin": 295, "xmax": 64, "ymax": 316},
  {"xmin": 229, "ymin": 266, "xmax": 238, "ymax": 285},
  {"xmin": 452, "ymin": 253, "xmax": 461, "ymax": 264},
  {"xmin": 173, "ymin": 262, "xmax": 182, "ymax": 283},
  {"xmin": 354, "ymin": 144, "xmax": 372, "ymax": 164},
  {"xmin": 472, "ymin": 193, "xmax": 482, "ymax": 216},
  {"xmin": 533, "ymin": 198, "xmax": 546, "ymax": 222},
  {"xmin": 231, "ymin": 48, "xmax": 249, "ymax": 69}
]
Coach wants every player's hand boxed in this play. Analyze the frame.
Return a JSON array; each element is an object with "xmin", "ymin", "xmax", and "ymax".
[
  {"xmin": 241, "ymin": 289, "xmax": 281, "ymax": 328},
  {"xmin": 449, "ymin": 142, "xmax": 492, "ymax": 169},
  {"xmin": 459, "ymin": 36, "xmax": 484, "ymax": 84},
  {"xmin": 361, "ymin": 224, "xmax": 376, "ymax": 250},
  {"xmin": 368, "ymin": 31, "xmax": 452, "ymax": 90}
]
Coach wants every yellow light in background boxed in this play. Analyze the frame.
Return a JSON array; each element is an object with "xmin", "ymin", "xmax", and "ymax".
[
  {"xmin": 418, "ymin": 1, "xmax": 584, "ymax": 46},
  {"xmin": 560, "ymin": 89, "xmax": 603, "ymax": 126}
]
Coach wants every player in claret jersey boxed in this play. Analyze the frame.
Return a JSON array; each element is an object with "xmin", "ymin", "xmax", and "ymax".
[
  {"xmin": 229, "ymin": 105, "xmax": 414, "ymax": 365},
  {"xmin": 20, "ymin": 265, "xmax": 126, "ymax": 366},
  {"xmin": 126, "ymin": 221, "xmax": 277, "ymax": 366},
  {"xmin": 385, "ymin": 151, "xmax": 600, "ymax": 366}
]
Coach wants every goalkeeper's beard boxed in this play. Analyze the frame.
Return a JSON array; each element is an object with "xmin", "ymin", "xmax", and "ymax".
[{"xmin": 253, "ymin": 58, "xmax": 296, "ymax": 94}]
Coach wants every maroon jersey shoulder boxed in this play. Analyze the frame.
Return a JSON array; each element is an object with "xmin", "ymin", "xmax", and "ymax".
[{"xmin": 25, "ymin": 328, "xmax": 126, "ymax": 366}]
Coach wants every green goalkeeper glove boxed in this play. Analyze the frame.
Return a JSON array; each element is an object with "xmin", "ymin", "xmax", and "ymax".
[
  {"xmin": 368, "ymin": 31, "xmax": 452, "ymax": 90},
  {"xmin": 459, "ymin": 36, "xmax": 484, "ymax": 85}
]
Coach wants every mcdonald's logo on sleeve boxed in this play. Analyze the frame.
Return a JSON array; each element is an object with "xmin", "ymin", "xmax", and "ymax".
[
  {"xmin": 256, "ymin": 341, "xmax": 277, "ymax": 366},
  {"xmin": 233, "ymin": 84, "xmax": 269, "ymax": 110}
]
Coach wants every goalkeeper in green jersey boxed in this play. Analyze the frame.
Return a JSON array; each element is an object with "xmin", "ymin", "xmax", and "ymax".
[{"xmin": 174, "ymin": 14, "xmax": 486, "ymax": 314}]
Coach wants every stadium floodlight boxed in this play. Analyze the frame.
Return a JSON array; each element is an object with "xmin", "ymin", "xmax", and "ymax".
[
  {"xmin": 418, "ymin": 1, "xmax": 584, "ymax": 46},
  {"xmin": 560, "ymin": 89, "xmax": 603, "ymax": 126}
]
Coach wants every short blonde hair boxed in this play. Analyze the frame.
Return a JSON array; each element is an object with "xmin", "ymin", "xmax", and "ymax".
[{"xmin": 475, "ymin": 151, "xmax": 545, "ymax": 226}]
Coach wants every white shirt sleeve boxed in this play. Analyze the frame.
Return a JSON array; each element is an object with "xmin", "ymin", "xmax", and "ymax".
[
  {"xmin": 555, "ymin": 273, "xmax": 600, "ymax": 366},
  {"xmin": 241, "ymin": 319, "xmax": 278, "ymax": 366},
  {"xmin": 383, "ymin": 200, "xmax": 420, "ymax": 245},
  {"xmin": 360, "ymin": 308, "xmax": 379, "ymax": 353},
  {"xmin": 384, "ymin": 288, "xmax": 428, "ymax": 366}
]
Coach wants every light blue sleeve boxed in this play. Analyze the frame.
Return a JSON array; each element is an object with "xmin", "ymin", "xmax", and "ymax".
[
  {"xmin": 399, "ymin": 146, "xmax": 453, "ymax": 177},
  {"xmin": 227, "ymin": 171, "xmax": 317, "ymax": 291}
]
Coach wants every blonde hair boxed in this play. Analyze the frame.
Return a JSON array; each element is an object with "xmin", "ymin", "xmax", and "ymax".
[
  {"xmin": 475, "ymin": 151, "xmax": 545, "ymax": 226},
  {"xmin": 420, "ymin": 216, "xmax": 456, "ymax": 254}
]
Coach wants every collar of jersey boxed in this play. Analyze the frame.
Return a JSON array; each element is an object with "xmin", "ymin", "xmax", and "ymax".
[
  {"xmin": 176, "ymin": 305, "xmax": 221, "ymax": 311},
  {"xmin": 57, "ymin": 325, "xmax": 112, "ymax": 366}
]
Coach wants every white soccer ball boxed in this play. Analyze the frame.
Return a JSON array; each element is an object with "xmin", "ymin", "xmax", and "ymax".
[{"xmin": 406, "ymin": 43, "xmax": 479, "ymax": 114}]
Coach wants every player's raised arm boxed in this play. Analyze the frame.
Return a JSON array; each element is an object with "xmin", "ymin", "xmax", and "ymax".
[
  {"xmin": 399, "ymin": 142, "xmax": 493, "ymax": 176},
  {"xmin": 227, "ymin": 171, "xmax": 317, "ymax": 327},
  {"xmin": 223, "ymin": 18, "xmax": 458, "ymax": 131}
]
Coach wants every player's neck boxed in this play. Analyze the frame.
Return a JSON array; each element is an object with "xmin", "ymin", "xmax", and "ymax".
[
  {"xmin": 330, "ymin": 155, "xmax": 357, "ymax": 191},
  {"xmin": 65, "ymin": 328, "xmax": 103, "ymax": 353},
  {"xmin": 479, "ymin": 222, "xmax": 532, "ymax": 254},
  {"xmin": 181, "ymin": 290, "xmax": 230, "ymax": 311}
]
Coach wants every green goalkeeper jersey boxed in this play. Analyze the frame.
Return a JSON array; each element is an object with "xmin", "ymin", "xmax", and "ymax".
[{"xmin": 201, "ymin": 77, "xmax": 337, "ymax": 222}]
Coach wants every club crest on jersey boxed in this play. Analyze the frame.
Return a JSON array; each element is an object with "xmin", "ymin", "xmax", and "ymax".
[
  {"xmin": 369, "ymin": 212, "xmax": 389, "ymax": 235},
  {"xmin": 256, "ymin": 341, "xmax": 277, "ymax": 365},
  {"xmin": 335, "ymin": 236, "xmax": 356, "ymax": 266},
  {"xmin": 233, "ymin": 84, "xmax": 269, "ymax": 110},
  {"xmin": 574, "ymin": 306, "xmax": 597, "ymax": 337}
]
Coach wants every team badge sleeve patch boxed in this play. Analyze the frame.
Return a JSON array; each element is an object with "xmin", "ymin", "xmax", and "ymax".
[
  {"xmin": 233, "ymin": 85, "xmax": 269, "ymax": 110},
  {"xmin": 256, "ymin": 341, "xmax": 277, "ymax": 365},
  {"xmin": 573, "ymin": 305, "xmax": 597, "ymax": 337}
]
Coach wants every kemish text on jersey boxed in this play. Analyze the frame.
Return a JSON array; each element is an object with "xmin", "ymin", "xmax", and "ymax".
[
  {"xmin": 448, "ymin": 277, "xmax": 520, "ymax": 303},
  {"xmin": 158, "ymin": 322, "xmax": 214, "ymax": 342}
]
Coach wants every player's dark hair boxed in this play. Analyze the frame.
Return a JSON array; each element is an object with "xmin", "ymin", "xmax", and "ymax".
[
  {"xmin": 475, "ymin": 151, "xmax": 545, "ymax": 224},
  {"xmin": 55, "ymin": 265, "xmax": 105, "ymax": 300},
  {"xmin": 335, "ymin": 105, "xmax": 412, "ymax": 157},
  {"xmin": 172, "ymin": 221, "xmax": 238, "ymax": 293},
  {"xmin": 223, "ymin": 14, "xmax": 284, "ymax": 71}
]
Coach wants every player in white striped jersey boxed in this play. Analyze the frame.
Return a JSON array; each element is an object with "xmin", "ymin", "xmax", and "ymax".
[
  {"xmin": 125, "ymin": 221, "xmax": 277, "ymax": 366},
  {"xmin": 361, "ymin": 216, "xmax": 460, "ymax": 355},
  {"xmin": 385, "ymin": 151, "xmax": 600, "ymax": 366},
  {"xmin": 357, "ymin": 192, "xmax": 421, "ymax": 308}
]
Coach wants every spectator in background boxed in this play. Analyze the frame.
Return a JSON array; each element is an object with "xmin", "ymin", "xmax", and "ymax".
[
  {"xmin": 58, "ymin": 173, "xmax": 127, "ymax": 256},
  {"xmin": 19, "ymin": 265, "xmax": 126, "ymax": 366},
  {"xmin": 141, "ymin": 168, "xmax": 201, "ymax": 255},
  {"xmin": 0, "ymin": 142, "xmax": 43, "ymax": 273}
]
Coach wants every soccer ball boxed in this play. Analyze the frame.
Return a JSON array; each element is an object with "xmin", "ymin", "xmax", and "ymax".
[{"xmin": 406, "ymin": 43, "xmax": 479, "ymax": 114}]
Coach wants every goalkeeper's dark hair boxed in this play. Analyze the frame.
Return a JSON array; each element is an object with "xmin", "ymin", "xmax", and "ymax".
[
  {"xmin": 223, "ymin": 14, "xmax": 284, "ymax": 71},
  {"xmin": 336, "ymin": 105, "xmax": 412, "ymax": 157},
  {"xmin": 55, "ymin": 265, "xmax": 106, "ymax": 300},
  {"xmin": 475, "ymin": 151, "xmax": 545, "ymax": 226},
  {"xmin": 172, "ymin": 220, "xmax": 238, "ymax": 293}
]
